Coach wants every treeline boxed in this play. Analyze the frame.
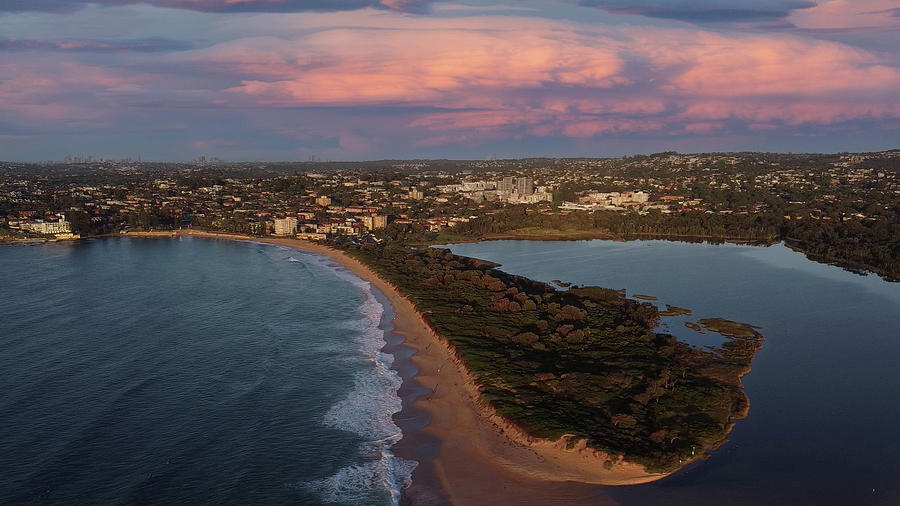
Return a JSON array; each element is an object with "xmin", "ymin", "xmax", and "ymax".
[
  {"xmin": 439, "ymin": 209, "xmax": 899, "ymax": 280},
  {"xmin": 785, "ymin": 216, "xmax": 900, "ymax": 281},
  {"xmin": 449, "ymin": 209, "xmax": 781, "ymax": 241}
]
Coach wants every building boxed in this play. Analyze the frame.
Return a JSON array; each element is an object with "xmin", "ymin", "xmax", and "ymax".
[
  {"xmin": 498, "ymin": 176, "xmax": 515, "ymax": 193},
  {"xmin": 315, "ymin": 195, "xmax": 332, "ymax": 207},
  {"xmin": 560, "ymin": 202, "xmax": 603, "ymax": 212},
  {"xmin": 620, "ymin": 191, "xmax": 649, "ymax": 204},
  {"xmin": 373, "ymin": 215, "xmax": 389, "ymax": 229},
  {"xmin": 273, "ymin": 217, "xmax": 297, "ymax": 236},
  {"xmin": 23, "ymin": 218, "xmax": 71, "ymax": 235},
  {"xmin": 581, "ymin": 191, "xmax": 649, "ymax": 207},
  {"xmin": 515, "ymin": 177, "xmax": 534, "ymax": 195},
  {"xmin": 296, "ymin": 232, "xmax": 327, "ymax": 241},
  {"xmin": 512, "ymin": 192, "xmax": 553, "ymax": 204},
  {"xmin": 408, "ymin": 188, "xmax": 424, "ymax": 200},
  {"xmin": 361, "ymin": 214, "xmax": 389, "ymax": 230}
]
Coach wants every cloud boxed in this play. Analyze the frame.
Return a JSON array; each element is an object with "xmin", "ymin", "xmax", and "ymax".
[
  {"xmin": 577, "ymin": 0, "xmax": 816, "ymax": 23},
  {"xmin": 0, "ymin": 8, "xmax": 897, "ymax": 158},
  {"xmin": 0, "ymin": 0, "xmax": 84, "ymax": 13},
  {"xmin": 189, "ymin": 14, "xmax": 900, "ymax": 138},
  {"xmin": 0, "ymin": 38, "xmax": 191, "ymax": 52},
  {"xmin": 0, "ymin": 0, "xmax": 432, "ymax": 14},
  {"xmin": 787, "ymin": 0, "xmax": 900, "ymax": 29},
  {"xmin": 0, "ymin": 60, "xmax": 146, "ymax": 125},
  {"xmin": 208, "ymin": 25, "xmax": 625, "ymax": 107}
]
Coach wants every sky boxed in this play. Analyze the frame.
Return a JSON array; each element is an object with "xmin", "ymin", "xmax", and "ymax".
[{"xmin": 1, "ymin": 0, "xmax": 898, "ymax": 161}]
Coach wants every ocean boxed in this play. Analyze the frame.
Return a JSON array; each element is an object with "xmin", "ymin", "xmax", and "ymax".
[{"xmin": 0, "ymin": 237, "xmax": 415, "ymax": 505}]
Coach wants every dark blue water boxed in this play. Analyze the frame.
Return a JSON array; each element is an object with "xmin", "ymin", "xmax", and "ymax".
[
  {"xmin": 0, "ymin": 237, "xmax": 415, "ymax": 505},
  {"xmin": 445, "ymin": 240, "xmax": 900, "ymax": 506}
]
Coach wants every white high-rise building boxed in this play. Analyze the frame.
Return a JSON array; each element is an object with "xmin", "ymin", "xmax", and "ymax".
[
  {"xmin": 515, "ymin": 177, "xmax": 534, "ymax": 195},
  {"xmin": 273, "ymin": 217, "xmax": 298, "ymax": 236}
]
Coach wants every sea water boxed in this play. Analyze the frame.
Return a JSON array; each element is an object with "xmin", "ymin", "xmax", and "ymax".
[{"xmin": 0, "ymin": 237, "xmax": 415, "ymax": 505}]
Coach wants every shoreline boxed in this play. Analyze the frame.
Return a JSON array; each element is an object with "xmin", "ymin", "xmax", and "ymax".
[
  {"xmin": 120, "ymin": 230, "xmax": 667, "ymax": 503},
  {"xmin": 428, "ymin": 232, "xmax": 898, "ymax": 282},
  {"xmin": 425, "ymin": 230, "xmax": 778, "ymax": 246}
]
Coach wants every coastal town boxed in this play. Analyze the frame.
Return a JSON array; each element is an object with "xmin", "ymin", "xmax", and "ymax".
[{"xmin": 1, "ymin": 150, "xmax": 898, "ymax": 278}]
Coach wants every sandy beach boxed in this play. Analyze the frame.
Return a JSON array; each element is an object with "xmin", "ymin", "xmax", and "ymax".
[{"xmin": 123, "ymin": 230, "xmax": 665, "ymax": 504}]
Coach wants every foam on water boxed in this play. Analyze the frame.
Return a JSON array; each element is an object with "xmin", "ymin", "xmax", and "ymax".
[
  {"xmin": 307, "ymin": 264, "xmax": 417, "ymax": 505},
  {"xmin": 304, "ymin": 450, "xmax": 418, "ymax": 505}
]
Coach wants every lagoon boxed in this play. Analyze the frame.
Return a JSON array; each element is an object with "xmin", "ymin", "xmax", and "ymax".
[{"xmin": 444, "ymin": 240, "xmax": 900, "ymax": 505}]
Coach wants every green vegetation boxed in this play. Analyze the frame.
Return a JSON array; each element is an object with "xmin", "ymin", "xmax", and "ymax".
[
  {"xmin": 347, "ymin": 243, "xmax": 764, "ymax": 473},
  {"xmin": 697, "ymin": 319, "xmax": 762, "ymax": 339},
  {"xmin": 439, "ymin": 207, "xmax": 782, "ymax": 243},
  {"xmin": 684, "ymin": 322, "xmax": 705, "ymax": 333},
  {"xmin": 659, "ymin": 305, "xmax": 693, "ymax": 316}
]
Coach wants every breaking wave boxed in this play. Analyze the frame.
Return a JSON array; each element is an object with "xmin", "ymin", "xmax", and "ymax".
[{"xmin": 306, "ymin": 267, "xmax": 417, "ymax": 505}]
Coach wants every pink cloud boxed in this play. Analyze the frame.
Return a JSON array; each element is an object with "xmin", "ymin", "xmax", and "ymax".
[
  {"xmin": 0, "ymin": 0, "xmax": 433, "ymax": 14},
  {"xmin": 208, "ymin": 26, "xmax": 624, "ymax": 106},
  {"xmin": 654, "ymin": 32, "xmax": 900, "ymax": 97},
  {"xmin": 0, "ymin": 61, "xmax": 143, "ymax": 124},
  {"xmin": 2, "ymin": 8, "xmax": 898, "ymax": 152},
  {"xmin": 176, "ymin": 12, "xmax": 898, "ymax": 143}
]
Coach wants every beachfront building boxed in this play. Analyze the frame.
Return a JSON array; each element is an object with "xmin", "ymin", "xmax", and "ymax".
[
  {"xmin": 273, "ymin": 217, "xmax": 297, "ymax": 236},
  {"xmin": 22, "ymin": 218, "xmax": 72, "ymax": 235}
]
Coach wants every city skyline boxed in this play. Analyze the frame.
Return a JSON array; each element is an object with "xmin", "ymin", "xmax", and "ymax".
[{"xmin": 1, "ymin": 0, "xmax": 899, "ymax": 161}]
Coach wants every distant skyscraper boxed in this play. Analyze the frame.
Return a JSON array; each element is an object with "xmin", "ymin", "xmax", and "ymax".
[
  {"xmin": 499, "ymin": 176, "xmax": 515, "ymax": 193},
  {"xmin": 515, "ymin": 177, "xmax": 534, "ymax": 195}
]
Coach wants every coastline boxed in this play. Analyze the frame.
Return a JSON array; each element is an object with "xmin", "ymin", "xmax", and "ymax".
[
  {"xmin": 121, "ymin": 230, "xmax": 666, "ymax": 504},
  {"xmin": 424, "ymin": 231, "xmax": 776, "ymax": 247}
]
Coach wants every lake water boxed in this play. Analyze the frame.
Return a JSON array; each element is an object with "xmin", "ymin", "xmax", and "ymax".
[
  {"xmin": 444, "ymin": 240, "xmax": 900, "ymax": 505},
  {"xmin": 0, "ymin": 237, "xmax": 416, "ymax": 505}
]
